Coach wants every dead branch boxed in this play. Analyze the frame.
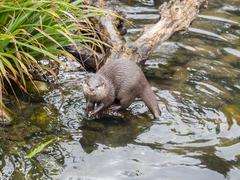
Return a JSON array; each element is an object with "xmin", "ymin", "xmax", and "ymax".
[
  {"xmin": 70, "ymin": 0, "xmax": 208, "ymax": 69},
  {"xmin": 131, "ymin": 0, "xmax": 208, "ymax": 62}
]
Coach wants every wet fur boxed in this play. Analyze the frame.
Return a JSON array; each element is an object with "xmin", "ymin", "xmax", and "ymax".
[{"xmin": 82, "ymin": 59, "xmax": 161, "ymax": 118}]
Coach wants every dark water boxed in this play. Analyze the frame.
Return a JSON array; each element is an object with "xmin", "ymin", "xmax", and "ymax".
[{"xmin": 1, "ymin": 0, "xmax": 240, "ymax": 179}]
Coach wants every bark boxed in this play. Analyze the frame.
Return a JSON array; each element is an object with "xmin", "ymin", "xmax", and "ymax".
[
  {"xmin": 131, "ymin": 0, "xmax": 208, "ymax": 62},
  {"xmin": 71, "ymin": 0, "xmax": 208, "ymax": 70}
]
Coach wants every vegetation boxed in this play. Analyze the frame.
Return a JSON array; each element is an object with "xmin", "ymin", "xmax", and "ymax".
[
  {"xmin": 0, "ymin": 0, "xmax": 105, "ymax": 106},
  {"xmin": 27, "ymin": 137, "xmax": 57, "ymax": 159}
]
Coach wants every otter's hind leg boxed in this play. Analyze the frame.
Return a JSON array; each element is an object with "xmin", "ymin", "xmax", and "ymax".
[
  {"xmin": 111, "ymin": 93, "xmax": 135, "ymax": 111},
  {"xmin": 140, "ymin": 85, "xmax": 161, "ymax": 119}
]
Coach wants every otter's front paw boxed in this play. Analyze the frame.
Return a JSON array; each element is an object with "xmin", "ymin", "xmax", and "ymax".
[
  {"xmin": 88, "ymin": 111, "xmax": 94, "ymax": 117},
  {"xmin": 88, "ymin": 111, "xmax": 100, "ymax": 119},
  {"xmin": 109, "ymin": 105, "xmax": 122, "ymax": 112}
]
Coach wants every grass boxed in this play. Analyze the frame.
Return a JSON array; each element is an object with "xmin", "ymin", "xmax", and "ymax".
[
  {"xmin": 0, "ymin": 0, "xmax": 106, "ymax": 108},
  {"xmin": 27, "ymin": 137, "xmax": 57, "ymax": 159}
]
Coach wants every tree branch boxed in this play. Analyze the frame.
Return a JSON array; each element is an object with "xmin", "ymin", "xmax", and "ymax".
[
  {"xmin": 70, "ymin": 0, "xmax": 208, "ymax": 69},
  {"xmin": 131, "ymin": 0, "xmax": 208, "ymax": 62}
]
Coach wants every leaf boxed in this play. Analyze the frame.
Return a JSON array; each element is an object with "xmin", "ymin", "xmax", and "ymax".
[
  {"xmin": 0, "ymin": 34, "xmax": 15, "ymax": 39},
  {"xmin": 26, "ymin": 138, "xmax": 57, "ymax": 159},
  {"xmin": 0, "ymin": 0, "xmax": 106, "ymax": 99}
]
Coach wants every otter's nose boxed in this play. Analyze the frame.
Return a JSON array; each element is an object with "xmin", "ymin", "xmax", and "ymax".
[{"xmin": 89, "ymin": 87, "xmax": 94, "ymax": 92}]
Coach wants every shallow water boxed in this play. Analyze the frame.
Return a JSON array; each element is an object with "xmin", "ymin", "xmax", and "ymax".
[{"xmin": 1, "ymin": 0, "xmax": 240, "ymax": 179}]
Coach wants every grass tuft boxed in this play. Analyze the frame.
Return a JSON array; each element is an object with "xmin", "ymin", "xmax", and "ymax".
[{"xmin": 0, "ymin": 0, "xmax": 106, "ymax": 108}]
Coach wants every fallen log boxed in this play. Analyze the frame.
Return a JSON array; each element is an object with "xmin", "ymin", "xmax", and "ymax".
[{"xmin": 68, "ymin": 0, "xmax": 208, "ymax": 70}]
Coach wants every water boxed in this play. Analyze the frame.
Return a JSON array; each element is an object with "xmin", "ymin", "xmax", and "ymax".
[{"xmin": 1, "ymin": 0, "xmax": 240, "ymax": 179}]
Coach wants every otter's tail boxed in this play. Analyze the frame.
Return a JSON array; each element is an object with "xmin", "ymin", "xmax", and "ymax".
[{"xmin": 140, "ymin": 85, "xmax": 161, "ymax": 119}]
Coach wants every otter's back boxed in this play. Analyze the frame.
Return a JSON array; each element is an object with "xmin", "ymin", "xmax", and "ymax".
[{"xmin": 97, "ymin": 59, "xmax": 147, "ymax": 95}]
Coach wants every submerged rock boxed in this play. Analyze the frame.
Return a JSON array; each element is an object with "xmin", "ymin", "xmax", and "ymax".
[
  {"xmin": 186, "ymin": 59, "xmax": 240, "ymax": 79},
  {"xmin": 194, "ymin": 81, "xmax": 233, "ymax": 102},
  {"xmin": 172, "ymin": 66, "xmax": 189, "ymax": 82},
  {"xmin": 178, "ymin": 38, "xmax": 222, "ymax": 59},
  {"xmin": 222, "ymin": 54, "xmax": 240, "ymax": 66},
  {"xmin": 190, "ymin": 80, "xmax": 232, "ymax": 109},
  {"xmin": 26, "ymin": 80, "xmax": 50, "ymax": 95},
  {"xmin": 30, "ymin": 105, "xmax": 58, "ymax": 128},
  {"xmin": 0, "ymin": 123, "xmax": 41, "ymax": 142},
  {"xmin": 222, "ymin": 5, "xmax": 240, "ymax": 16}
]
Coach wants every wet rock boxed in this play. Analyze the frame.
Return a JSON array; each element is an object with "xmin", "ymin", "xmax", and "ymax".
[
  {"xmin": 144, "ymin": 65, "xmax": 174, "ymax": 80},
  {"xmin": 223, "ymin": 48, "xmax": 240, "ymax": 58},
  {"xmin": 0, "ymin": 108, "xmax": 14, "ymax": 126},
  {"xmin": 11, "ymin": 170, "xmax": 26, "ymax": 180},
  {"xmin": 194, "ymin": 45, "xmax": 221, "ymax": 58},
  {"xmin": 170, "ymin": 81, "xmax": 230, "ymax": 109},
  {"xmin": 186, "ymin": 59, "xmax": 240, "ymax": 79},
  {"xmin": 179, "ymin": 37, "xmax": 205, "ymax": 46},
  {"xmin": 190, "ymin": 80, "xmax": 233, "ymax": 108},
  {"xmin": 196, "ymin": 46, "xmax": 221, "ymax": 58},
  {"xmin": 29, "ymin": 59, "xmax": 60, "ymax": 82},
  {"xmin": 194, "ymin": 81, "xmax": 233, "ymax": 102},
  {"xmin": 30, "ymin": 105, "xmax": 58, "ymax": 128},
  {"xmin": 222, "ymin": 54, "xmax": 240, "ymax": 66},
  {"xmin": 26, "ymin": 80, "xmax": 50, "ymax": 95},
  {"xmin": 172, "ymin": 66, "xmax": 189, "ymax": 82},
  {"xmin": 0, "ymin": 123, "xmax": 41, "ymax": 142},
  {"xmin": 222, "ymin": 5, "xmax": 240, "ymax": 16},
  {"xmin": 169, "ymin": 82, "xmax": 195, "ymax": 95},
  {"xmin": 195, "ymin": 95, "xmax": 225, "ymax": 109},
  {"xmin": 178, "ymin": 40, "xmax": 222, "ymax": 59},
  {"xmin": 222, "ymin": 47, "xmax": 240, "ymax": 66}
]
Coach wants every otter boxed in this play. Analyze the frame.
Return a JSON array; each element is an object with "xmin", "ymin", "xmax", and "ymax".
[{"xmin": 82, "ymin": 59, "xmax": 161, "ymax": 119}]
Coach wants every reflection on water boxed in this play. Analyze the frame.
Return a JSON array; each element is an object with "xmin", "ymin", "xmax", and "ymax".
[{"xmin": 1, "ymin": 0, "xmax": 240, "ymax": 179}]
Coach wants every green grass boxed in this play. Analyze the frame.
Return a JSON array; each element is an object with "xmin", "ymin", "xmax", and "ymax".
[
  {"xmin": 27, "ymin": 137, "xmax": 57, "ymax": 159},
  {"xmin": 0, "ymin": 0, "xmax": 106, "ymax": 105}
]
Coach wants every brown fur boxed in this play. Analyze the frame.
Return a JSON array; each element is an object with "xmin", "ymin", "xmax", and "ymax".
[{"xmin": 82, "ymin": 59, "xmax": 161, "ymax": 119}]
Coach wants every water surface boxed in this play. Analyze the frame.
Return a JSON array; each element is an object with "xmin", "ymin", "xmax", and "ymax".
[{"xmin": 1, "ymin": 0, "xmax": 240, "ymax": 179}]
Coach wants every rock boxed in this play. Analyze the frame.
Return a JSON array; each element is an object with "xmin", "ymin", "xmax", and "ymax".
[
  {"xmin": 29, "ymin": 59, "xmax": 60, "ymax": 82},
  {"xmin": 144, "ymin": 65, "xmax": 174, "ymax": 80},
  {"xmin": 26, "ymin": 80, "xmax": 50, "ymax": 95},
  {"xmin": 30, "ymin": 105, "xmax": 58, "ymax": 128},
  {"xmin": 222, "ymin": 54, "xmax": 240, "ymax": 66},
  {"xmin": 186, "ymin": 59, "xmax": 240, "ymax": 79},
  {"xmin": 2, "ymin": 123, "xmax": 41, "ymax": 142},
  {"xmin": 222, "ymin": 48, "xmax": 240, "ymax": 66},
  {"xmin": 192, "ymin": 81, "xmax": 233, "ymax": 108},
  {"xmin": 0, "ymin": 107, "xmax": 13, "ymax": 126},
  {"xmin": 222, "ymin": 5, "xmax": 240, "ymax": 16},
  {"xmin": 11, "ymin": 170, "xmax": 26, "ymax": 180},
  {"xmin": 172, "ymin": 66, "xmax": 189, "ymax": 82},
  {"xmin": 194, "ymin": 81, "xmax": 233, "ymax": 102},
  {"xmin": 178, "ymin": 39, "xmax": 222, "ymax": 59},
  {"xmin": 168, "ymin": 79, "xmax": 232, "ymax": 109}
]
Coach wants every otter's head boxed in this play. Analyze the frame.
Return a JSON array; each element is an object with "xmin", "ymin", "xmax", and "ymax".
[{"xmin": 82, "ymin": 74, "xmax": 108, "ymax": 101}]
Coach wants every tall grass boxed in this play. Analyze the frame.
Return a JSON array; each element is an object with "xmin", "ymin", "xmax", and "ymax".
[{"xmin": 0, "ymin": 0, "xmax": 105, "ymax": 106}]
